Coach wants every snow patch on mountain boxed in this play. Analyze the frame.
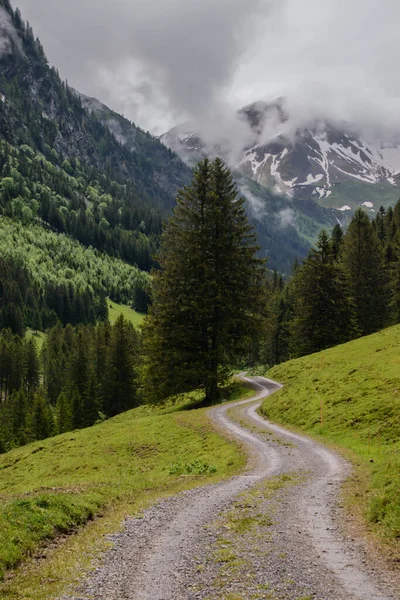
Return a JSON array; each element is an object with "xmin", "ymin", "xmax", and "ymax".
[
  {"xmin": 161, "ymin": 99, "xmax": 400, "ymax": 208},
  {"xmin": 298, "ymin": 173, "xmax": 324, "ymax": 185}
]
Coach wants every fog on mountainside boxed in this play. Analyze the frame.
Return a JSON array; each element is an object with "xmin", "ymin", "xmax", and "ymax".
[
  {"xmin": 14, "ymin": 0, "xmax": 400, "ymax": 145},
  {"xmin": 162, "ymin": 98, "xmax": 400, "ymax": 219}
]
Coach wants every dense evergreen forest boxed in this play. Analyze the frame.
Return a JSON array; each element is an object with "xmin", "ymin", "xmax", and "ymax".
[
  {"xmin": 259, "ymin": 202, "xmax": 400, "ymax": 366},
  {"xmin": 0, "ymin": 0, "xmax": 190, "ymax": 319},
  {"xmin": 0, "ymin": 218, "xmax": 150, "ymax": 334},
  {"xmin": 0, "ymin": 139, "xmax": 162, "ymax": 271},
  {"xmin": 0, "ymin": 0, "xmax": 190, "ymax": 209},
  {"xmin": 0, "ymin": 316, "xmax": 139, "ymax": 452},
  {"xmin": 0, "ymin": 0, "xmax": 179, "ymax": 452},
  {"xmin": 0, "ymin": 0, "xmax": 334, "ymax": 277},
  {"xmin": 1, "ymin": 174, "xmax": 399, "ymax": 454}
]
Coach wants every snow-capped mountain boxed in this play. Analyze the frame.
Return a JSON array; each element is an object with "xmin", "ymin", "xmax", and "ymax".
[{"xmin": 161, "ymin": 100, "xmax": 400, "ymax": 214}]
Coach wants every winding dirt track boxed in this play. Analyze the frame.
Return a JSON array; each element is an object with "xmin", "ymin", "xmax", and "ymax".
[{"xmin": 68, "ymin": 377, "xmax": 398, "ymax": 600}]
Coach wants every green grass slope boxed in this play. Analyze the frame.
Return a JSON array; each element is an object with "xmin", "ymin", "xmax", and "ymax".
[
  {"xmin": 317, "ymin": 180, "xmax": 400, "ymax": 213},
  {"xmin": 261, "ymin": 325, "xmax": 400, "ymax": 545},
  {"xmin": 108, "ymin": 300, "xmax": 145, "ymax": 328},
  {"xmin": 0, "ymin": 384, "xmax": 250, "ymax": 597},
  {"xmin": 25, "ymin": 329, "xmax": 47, "ymax": 351}
]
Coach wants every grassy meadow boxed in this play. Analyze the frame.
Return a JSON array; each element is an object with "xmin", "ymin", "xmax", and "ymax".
[
  {"xmin": 25, "ymin": 329, "xmax": 47, "ymax": 351},
  {"xmin": 261, "ymin": 324, "xmax": 400, "ymax": 547},
  {"xmin": 107, "ymin": 299, "xmax": 145, "ymax": 328},
  {"xmin": 0, "ymin": 382, "xmax": 252, "ymax": 598}
]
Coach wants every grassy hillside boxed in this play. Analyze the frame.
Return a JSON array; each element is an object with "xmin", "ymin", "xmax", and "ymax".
[
  {"xmin": 108, "ymin": 300, "xmax": 145, "ymax": 328},
  {"xmin": 25, "ymin": 329, "xmax": 47, "ymax": 351},
  {"xmin": 0, "ymin": 383, "xmax": 251, "ymax": 598},
  {"xmin": 318, "ymin": 180, "xmax": 400, "ymax": 213},
  {"xmin": 261, "ymin": 325, "xmax": 400, "ymax": 545}
]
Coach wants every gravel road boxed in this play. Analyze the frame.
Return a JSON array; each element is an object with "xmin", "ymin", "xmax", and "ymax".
[{"xmin": 65, "ymin": 376, "xmax": 399, "ymax": 600}]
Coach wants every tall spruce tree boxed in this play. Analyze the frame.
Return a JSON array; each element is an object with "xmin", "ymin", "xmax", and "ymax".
[
  {"xmin": 290, "ymin": 230, "xmax": 357, "ymax": 358},
  {"xmin": 340, "ymin": 209, "xmax": 389, "ymax": 335},
  {"xmin": 140, "ymin": 158, "xmax": 266, "ymax": 404},
  {"xmin": 55, "ymin": 392, "xmax": 73, "ymax": 434},
  {"xmin": 105, "ymin": 315, "xmax": 139, "ymax": 416},
  {"xmin": 25, "ymin": 338, "xmax": 40, "ymax": 398},
  {"xmin": 331, "ymin": 223, "xmax": 344, "ymax": 260},
  {"xmin": 28, "ymin": 395, "xmax": 54, "ymax": 441}
]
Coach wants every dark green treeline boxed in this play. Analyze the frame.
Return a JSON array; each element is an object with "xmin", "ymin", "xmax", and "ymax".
[
  {"xmin": 258, "ymin": 204, "xmax": 400, "ymax": 365},
  {"xmin": 0, "ymin": 254, "xmax": 108, "ymax": 336},
  {"xmin": 0, "ymin": 315, "xmax": 139, "ymax": 452}
]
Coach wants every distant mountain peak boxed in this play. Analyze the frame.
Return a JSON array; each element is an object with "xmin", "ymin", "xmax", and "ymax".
[{"xmin": 162, "ymin": 98, "xmax": 400, "ymax": 215}]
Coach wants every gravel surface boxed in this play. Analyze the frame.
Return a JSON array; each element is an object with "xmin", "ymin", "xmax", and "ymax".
[{"xmin": 63, "ymin": 377, "xmax": 399, "ymax": 600}]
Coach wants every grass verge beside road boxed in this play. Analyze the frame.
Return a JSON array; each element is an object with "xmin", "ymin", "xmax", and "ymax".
[
  {"xmin": 261, "ymin": 325, "xmax": 400, "ymax": 549},
  {"xmin": 0, "ymin": 382, "xmax": 251, "ymax": 598}
]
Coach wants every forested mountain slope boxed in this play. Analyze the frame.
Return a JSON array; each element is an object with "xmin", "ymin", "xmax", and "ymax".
[
  {"xmin": 0, "ymin": 217, "xmax": 149, "ymax": 332},
  {"xmin": 237, "ymin": 175, "xmax": 335, "ymax": 273},
  {"xmin": 0, "ymin": 0, "xmax": 193, "ymax": 285},
  {"xmin": 0, "ymin": 0, "xmax": 191, "ymax": 208},
  {"xmin": 0, "ymin": 139, "xmax": 160, "ymax": 271}
]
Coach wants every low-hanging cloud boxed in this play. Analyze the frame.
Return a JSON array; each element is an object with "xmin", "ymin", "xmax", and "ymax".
[
  {"xmin": 277, "ymin": 207, "xmax": 296, "ymax": 229},
  {"xmin": 0, "ymin": 6, "xmax": 23, "ymax": 58},
  {"xmin": 13, "ymin": 0, "xmax": 400, "ymax": 140},
  {"xmin": 15, "ymin": 0, "xmax": 270, "ymax": 134},
  {"xmin": 238, "ymin": 184, "xmax": 266, "ymax": 220}
]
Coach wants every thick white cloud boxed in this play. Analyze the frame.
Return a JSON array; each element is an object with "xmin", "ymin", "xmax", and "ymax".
[
  {"xmin": 14, "ymin": 0, "xmax": 400, "ymax": 137},
  {"xmin": 15, "ymin": 0, "xmax": 269, "ymax": 132},
  {"xmin": 232, "ymin": 0, "xmax": 400, "ymax": 137}
]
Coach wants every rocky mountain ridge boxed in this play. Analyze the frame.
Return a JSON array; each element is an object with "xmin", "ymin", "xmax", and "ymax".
[
  {"xmin": 0, "ymin": 0, "xmax": 191, "ymax": 211},
  {"xmin": 162, "ymin": 99, "xmax": 400, "ymax": 215}
]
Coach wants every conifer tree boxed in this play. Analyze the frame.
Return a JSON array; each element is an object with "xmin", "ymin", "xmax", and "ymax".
[
  {"xmin": 141, "ymin": 158, "xmax": 266, "ymax": 404},
  {"xmin": 389, "ymin": 248, "xmax": 400, "ymax": 324},
  {"xmin": 10, "ymin": 388, "xmax": 28, "ymax": 445},
  {"xmin": 42, "ymin": 322, "xmax": 64, "ymax": 404},
  {"xmin": 290, "ymin": 230, "xmax": 357, "ymax": 357},
  {"xmin": 55, "ymin": 392, "xmax": 73, "ymax": 434},
  {"xmin": 82, "ymin": 376, "xmax": 102, "ymax": 427},
  {"xmin": 384, "ymin": 206, "xmax": 396, "ymax": 242},
  {"xmin": 340, "ymin": 209, "xmax": 389, "ymax": 334},
  {"xmin": 71, "ymin": 388, "xmax": 84, "ymax": 429},
  {"xmin": 28, "ymin": 395, "xmax": 54, "ymax": 440},
  {"xmin": 66, "ymin": 328, "xmax": 91, "ymax": 399},
  {"xmin": 105, "ymin": 315, "xmax": 139, "ymax": 416},
  {"xmin": 374, "ymin": 206, "xmax": 386, "ymax": 242},
  {"xmin": 393, "ymin": 199, "xmax": 400, "ymax": 229},
  {"xmin": 94, "ymin": 321, "xmax": 111, "ymax": 397},
  {"xmin": 25, "ymin": 338, "xmax": 40, "ymax": 398},
  {"xmin": 331, "ymin": 223, "xmax": 344, "ymax": 260}
]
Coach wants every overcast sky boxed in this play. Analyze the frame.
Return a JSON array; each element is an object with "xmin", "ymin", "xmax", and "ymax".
[{"xmin": 13, "ymin": 0, "xmax": 400, "ymax": 137}]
